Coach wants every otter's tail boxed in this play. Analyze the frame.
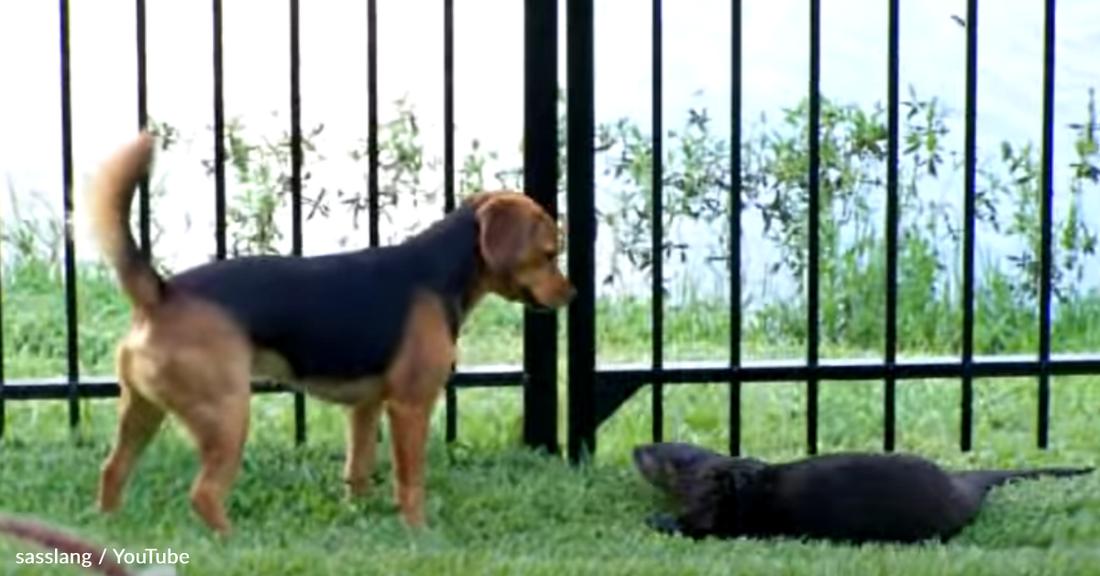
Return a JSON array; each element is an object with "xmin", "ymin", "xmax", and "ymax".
[
  {"xmin": 86, "ymin": 132, "xmax": 164, "ymax": 315},
  {"xmin": 954, "ymin": 466, "xmax": 1094, "ymax": 496}
]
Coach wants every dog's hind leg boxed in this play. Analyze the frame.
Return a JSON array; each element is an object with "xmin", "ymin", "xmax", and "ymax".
[
  {"xmin": 180, "ymin": 387, "xmax": 250, "ymax": 536},
  {"xmin": 98, "ymin": 344, "xmax": 166, "ymax": 514},
  {"xmin": 168, "ymin": 352, "xmax": 252, "ymax": 537}
]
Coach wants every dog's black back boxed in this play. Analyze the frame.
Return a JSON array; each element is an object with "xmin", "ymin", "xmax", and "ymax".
[
  {"xmin": 167, "ymin": 205, "xmax": 481, "ymax": 380},
  {"xmin": 634, "ymin": 443, "xmax": 1093, "ymax": 545}
]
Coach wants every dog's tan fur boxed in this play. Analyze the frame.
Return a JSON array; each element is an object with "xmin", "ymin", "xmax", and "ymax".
[{"xmin": 86, "ymin": 132, "xmax": 574, "ymax": 536}]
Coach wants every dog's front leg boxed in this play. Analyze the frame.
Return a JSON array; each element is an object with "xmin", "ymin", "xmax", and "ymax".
[
  {"xmin": 383, "ymin": 292, "xmax": 455, "ymax": 529},
  {"xmin": 344, "ymin": 396, "xmax": 385, "ymax": 499},
  {"xmin": 386, "ymin": 400, "xmax": 434, "ymax": 528}
]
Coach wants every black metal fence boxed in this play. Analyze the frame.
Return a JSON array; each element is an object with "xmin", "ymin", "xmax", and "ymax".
[
  {"xmin": 1, "ymin": 0, "xmax": 1094, "ymax": 466},
  {"xmin": 0, "ymin": 0, "xmax": 545, "ymax": 449},
  {"xmin": 571, "ymin": 0, "xmax": 1100, "ymax": 464}
]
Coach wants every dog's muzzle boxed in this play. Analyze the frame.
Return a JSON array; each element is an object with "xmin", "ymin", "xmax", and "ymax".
[{"xmin": 521, "ymin": 288, "xmax": 555, "ymax": 312}]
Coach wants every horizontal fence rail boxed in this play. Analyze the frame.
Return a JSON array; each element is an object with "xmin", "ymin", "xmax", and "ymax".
[
  {"xmin": 0, "ymin": 0, "xmax": 1081, "ymax": 466},
  {"xmin": 1, "ymin": 368, "xmax": 527, "ymax": 401}
]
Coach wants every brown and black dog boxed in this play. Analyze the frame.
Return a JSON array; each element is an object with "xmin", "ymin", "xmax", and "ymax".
[{"xmin": 85, "ymin": 132, "xmax": 574, "ymax": 536}]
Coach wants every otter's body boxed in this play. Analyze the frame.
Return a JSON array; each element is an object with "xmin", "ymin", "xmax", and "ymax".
[{"xmin": 634, "ymin": 442, "xmax": 1092, "ymax": 545}]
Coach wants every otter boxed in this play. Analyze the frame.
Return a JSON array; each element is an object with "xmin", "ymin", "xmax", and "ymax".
[{"xmin": 633, "ymin": 442, "xmax": 1093, "ymax": 545}]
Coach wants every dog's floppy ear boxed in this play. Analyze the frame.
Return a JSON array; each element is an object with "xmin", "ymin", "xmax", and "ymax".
[{"xmin": 476, "ymin": 197, "xmax": 531, "ymax": 272}]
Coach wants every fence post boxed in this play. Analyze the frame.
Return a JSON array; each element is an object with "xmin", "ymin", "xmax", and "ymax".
[
  {"xmin": 59, "ymin": 0, "xmax": 82, "ymax": 434},
  {"xmin": 521, "ymin": 0, "xmax": 561, "ymax": 456},
  {"xmin": 289, "ymin": 0, "xmax": 307, "ymax": 445},
  {"xmin": 565, "ymin": 0, "xmax": 597, "ymax": 465},
  {"xmin": 443, "ymin": 0, "xmax": 459, "ymax": 444}
]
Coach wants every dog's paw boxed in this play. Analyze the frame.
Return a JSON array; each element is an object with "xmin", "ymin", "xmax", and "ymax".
[
  {"xmin": 343, "ymin": 474, "xmax": 377, "ymax": 502},
  {"xmin": 344, "ymin": 485, "xmax": 371, "ymax": 501},
  {"xmin": 403, "ymin": 523, "xmax": 449, "ymax": 552},
  {"xmin": 96, "ymin": 492, "xmax": 121, "ymax": 514}
]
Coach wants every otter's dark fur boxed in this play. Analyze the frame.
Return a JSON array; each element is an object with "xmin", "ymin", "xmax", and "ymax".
[{"xmin": 634, "ymin": 442, "xmax": 1093, "ymax": 545}]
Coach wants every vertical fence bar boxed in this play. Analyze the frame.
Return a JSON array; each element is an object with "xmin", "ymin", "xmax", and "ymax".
[
  {"xmin": 0, "ymin": 207, "xmax": 5, "ymax": 439},
  {"xmin": 443, "ymin": 0, "xmax": 459, "ymax": 444},
  {"xmin": 566, "ymin": 0, "xmax": 597, "ymax": 464},
  {"xmin": 289, "ymin": 0, "xmax": 306, "ymax": 444},
  {"xmin": 364, "ymin": 0, "xmax": 381, "ymax": 446},
  {"xmin": 805, "ymin": 0, "xmax": 821, "ymax": 455},
  {"xmin": 136, "ymin": 0, "xmax": 151, "ymax": 256},
  {"xmin": 0, "ymin": 300, "xmax": 3, "ymax": 440},
  {"xmin": 727, "ymin": 0, "xmax": 743, "ymax": 456},
  {"xmin": 212, "ymin": 0, "xmax": 227, "ymax": 261},
  {"xmin": 1037, "ymin": 0, "xmax": 1056, "ymax": 449},
  {"xmin": 960, "ymin": 0, "xmax": 978, "ymax": 452},
  {"xmin": 522, "ymin": 0, "xmax": 560, "ymax": 454},
  {"xmin": 883, "ymin": 0, "xmax": 900, "ymax": 453},
  {"xmin": 59, "ymin": 0, "xmax": 81, "ymax": 432},
  {"xmin": 366, "ymin": 0, "xmax": 380, "ymax": 249},
  {"xmin": 649, "ymin": 0, "xmax": 664, "ymax": 444},
  {"xmin": 0, "ymin": 1, "xmax": 10, "ymax": 438}
]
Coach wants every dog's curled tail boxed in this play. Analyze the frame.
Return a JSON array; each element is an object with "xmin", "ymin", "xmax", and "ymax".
[{"xmin": 87, "ymin": 132, "xmax": 164, "ymax": 315}]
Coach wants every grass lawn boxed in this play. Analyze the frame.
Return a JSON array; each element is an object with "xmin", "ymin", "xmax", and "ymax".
[{"xmin": 4, "ymin": 265, "xmax": 1100, "ymax": 575}]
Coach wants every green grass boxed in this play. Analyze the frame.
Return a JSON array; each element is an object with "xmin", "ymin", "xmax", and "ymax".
[{"xmin": 4, "ymin": 261, "xmax": 1100, "ymax": 575}]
